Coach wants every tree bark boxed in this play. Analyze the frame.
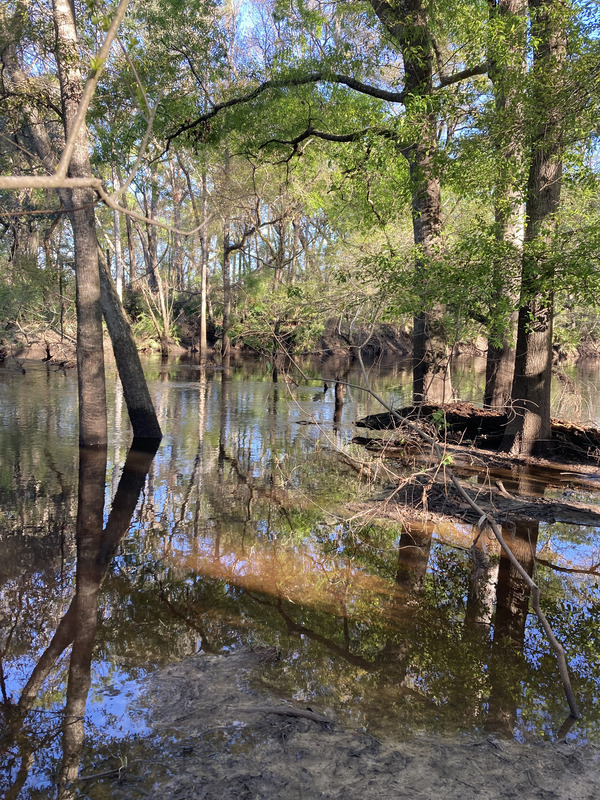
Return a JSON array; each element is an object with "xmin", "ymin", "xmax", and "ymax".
[
  {"xmin": 98, "ymin": 253, "xmax": 163, "ymax": 441},
  {"xmin": 200, "ymin": 171, "xmax": 210, "ymax": 354},
  {"xmin": 502, "ymin": 0, "xmax": 566, "ymax": 456},
  {"xmin": 52, "ymin": 0, "xmax": 107, "ymax": 447},
  {"xmin": 111, "ymin": 165, "xmax": 124, "ymax": 300},
  {"xmin": 370, "ymin": 0, "xmax": 452, "ymax": 404},
  {"xmin": 222, "ymin": 218, "xmax": 232, "ymax": 362},
  {"xmin": 145, "ymin": 177, "xmax": 160, "ymax": 291},
  {"xmin": 484, "ymin": 0, "xmax": 527, "ymax": 409},
  {"xmin": 180, "ymin": 158, "xmax": 210, "ymax": 355}
]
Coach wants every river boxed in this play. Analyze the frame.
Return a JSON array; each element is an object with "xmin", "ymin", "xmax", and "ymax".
[{"xmin": 1, "ymin": 353, "xmax": 599, "ymax": 796}]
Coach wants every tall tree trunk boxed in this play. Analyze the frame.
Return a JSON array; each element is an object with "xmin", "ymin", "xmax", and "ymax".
[
  {"xmin": 370, "ymin": 0, "xmax": 451, "ymax": 404},
  {"xmin": 410, "ymin": 146, "xmax": 447, "ymax": 404},
  {"xmin": 221, "ymin": 151, "xmax": 233, "ymax": 363},
  {"xmin": 144, "ymin": 178, "xmax": 160, "ymax": 291},
  {"xmin": 171, "ymin": 164, "xmax": 185, "ymax": 291},
  {"xmin": 502, "ymin": 0, "xmax": 566, "ymax": 456},
  {"xmin": 200, "ymin": 171, "xmax": 210, "ymax": 355},
  {"xmin": 484, "ymin": 0, "xmax": 527, "ymax": 409},
  {"xmin": 134, "ymin": 217, "xmax": 171, "ymax": 356},
  {"xmin": 52, "ymin": 0, "xmax": 107, "ymax": 447},
  {"xmin": 120, "ymin": 175, "xmax": 136, "ymax": 290},
  {"xmin": 180, "ymin": 158, "xmax": 210, "ymax": 355},
  {"xmin": 222, "ymin": 218, "xmax": 232, "ymax": 362}
]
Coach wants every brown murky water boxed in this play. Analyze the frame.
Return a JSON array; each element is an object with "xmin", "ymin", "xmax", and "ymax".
[{"xmin": 1, "ymin": 354, "xmax": 600, "ymax": 797}]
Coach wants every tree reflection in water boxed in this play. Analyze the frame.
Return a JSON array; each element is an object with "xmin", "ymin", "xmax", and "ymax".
[
  {"xmin": 1, "ymin": 357, "xmax": 599, "ymax": 797},
  {"xmin": 0, "ymin": 443, "xmax": 158, "ymax": 798}
]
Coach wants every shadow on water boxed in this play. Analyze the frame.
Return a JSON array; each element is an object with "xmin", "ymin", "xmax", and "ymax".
[{"xmin": 1, "ymin": 355, "xmax": 600, "ymax": 794}]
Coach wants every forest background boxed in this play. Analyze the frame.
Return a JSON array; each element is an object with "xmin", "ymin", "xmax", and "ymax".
[{"xmin": 2, "ymin": 0, "xmax": 600, "ymax": 456}]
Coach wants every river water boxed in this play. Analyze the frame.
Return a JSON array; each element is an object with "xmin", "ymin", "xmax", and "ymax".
[{"xmin": 1, "ymin": 353, "xmax": 600, "ymax": 796}]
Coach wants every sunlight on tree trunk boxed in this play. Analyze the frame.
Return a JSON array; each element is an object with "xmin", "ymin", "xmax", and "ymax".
[
  {"xmin": 53, "ymin": 0, "xmax": 107, "ymax": 447},
  {"xmin": 502, "ymin": 0, "xmax": 567, "ymax": 456}
]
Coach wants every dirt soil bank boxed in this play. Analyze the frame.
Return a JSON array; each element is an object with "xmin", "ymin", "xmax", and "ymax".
[{"xmin": 99, "ymin": 649, "xmax": 600, "ymax": 800}]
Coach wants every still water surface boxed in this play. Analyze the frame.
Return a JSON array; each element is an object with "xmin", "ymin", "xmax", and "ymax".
[{"xmin": 1, "ymin": 354, "xmax": 600, "ymax": 795}]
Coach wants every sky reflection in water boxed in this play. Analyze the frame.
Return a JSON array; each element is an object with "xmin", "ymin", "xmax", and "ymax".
[{"xmin": 1, "ymin": 354, "xmax": 600, "ymax": 795}]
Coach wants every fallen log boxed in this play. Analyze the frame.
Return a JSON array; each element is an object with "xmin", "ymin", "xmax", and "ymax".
[{"xmin": 356, "ymin": 403, "xmax": 600, "ymax": 462}]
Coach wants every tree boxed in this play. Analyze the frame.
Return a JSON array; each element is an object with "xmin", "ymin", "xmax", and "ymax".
[
  {"xmin": 166, "ymin": 0, "xmax": 489, "ymax": 401},
  {"xmin": 484, "ymin": 0, "xmax": 527, "ymax": 408},
  {"xmin": 1, "ymin": 0, "xmax": 162, "ymax": 443},
  {"xmin": 502, "ymin": 0, "xmax": 568, "ymax": 456}
]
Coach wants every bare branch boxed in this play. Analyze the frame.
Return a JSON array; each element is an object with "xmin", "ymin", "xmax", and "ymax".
[
  {"xmin": 56, "ymin": 0, "xmax": 132, "ymax": 178},
  {"xmin": 0, "ymin": 175, "xmax": 103, "ymax": 189}
]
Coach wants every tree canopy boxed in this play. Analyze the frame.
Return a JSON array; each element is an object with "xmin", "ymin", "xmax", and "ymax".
[{"xmin": 1, "ymin": 0, "xmax": 600, "ymax": 452}]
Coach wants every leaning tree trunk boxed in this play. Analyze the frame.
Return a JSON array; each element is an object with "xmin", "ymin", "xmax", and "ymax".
[
  {"xmin": 98, "ymin": 256, "xmax": 163, "ymax": 441},
  {"xmin": 501, "ymin": 0, "xmax": 566, "ymax": 457},
  {"xmin": 53, "ymin": 0, "xmax": 107, "ymax": 447}
]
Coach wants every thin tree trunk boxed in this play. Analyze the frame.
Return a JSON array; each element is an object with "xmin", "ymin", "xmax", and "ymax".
[
  {"xmin": 111, "ymin": 165, "xmax": 124, "ymax": 300},
  {"xmin": 142, "ymin": 179, "xmax": 160, "ymax": 291},
  {"xmin": 200, "ymin": 171, "xmax": 209, "ymax": 354},
  {"xmin": 222, "ymin": 220, "xmax": 232, "ymax": 361},
  {"xmin": 171, "ymin": 164, "xmax": 185, "ymax": 291},
  {"xmin": 134, "ymin": 217, "xmax": 171, "ymax": 356},
  {"xmin": 180, "ymin": 158, "xmax": 210, "ymax": 355}
]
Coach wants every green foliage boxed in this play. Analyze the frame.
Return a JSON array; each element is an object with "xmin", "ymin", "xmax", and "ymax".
[{"xmin": 230, "ymin": 272, "xmax": 327, "ymax": 354}]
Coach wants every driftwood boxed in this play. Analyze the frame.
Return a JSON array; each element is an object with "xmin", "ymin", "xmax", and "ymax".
[
  {"xmin": 421, "ymin": 476, "xmax": 600, "ymax": 526},
  {"xmin": 353, "ymin": 436, "xmax": 600, "ymax": 491},
  {"xmin": 356, "ymin": 402, "xmax": 600, "ymax": 462}
]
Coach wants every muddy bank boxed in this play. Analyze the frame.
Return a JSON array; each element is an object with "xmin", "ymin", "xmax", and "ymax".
[{"xmin": 84, "ymin": 649, "xmax": 599, "ymax": 800}]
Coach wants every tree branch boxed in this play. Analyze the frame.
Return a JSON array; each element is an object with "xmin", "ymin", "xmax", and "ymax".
[
  {"xmin": 55, "ymin": 0, "xmax": 132, "ymax": 178},
  {"xmin": 437, "ymin": 62, "xmax": 489, "ymax": 89},
  {"xmin": 166, "ymin": 72, "xmax": 407, "ymax": 148}
]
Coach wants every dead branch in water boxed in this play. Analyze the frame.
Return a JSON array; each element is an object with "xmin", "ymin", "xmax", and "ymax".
[
  {"xmin": 351, "ymin": 350, "xmax": 580, "ymax": 721},
  {"xmin": 266, "ymin": 319, "xmax": 582, "ymax": 722}
]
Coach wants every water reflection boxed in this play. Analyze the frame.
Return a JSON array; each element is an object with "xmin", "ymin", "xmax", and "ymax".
[
  {"xmin": 1, "ymin": 356, "xmax": 600, "ymax": 795},
  {"xmin": 0, "ymin": 444, "xmax": 158, "ymax": 797}
]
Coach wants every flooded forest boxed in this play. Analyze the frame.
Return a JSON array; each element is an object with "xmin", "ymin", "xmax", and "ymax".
[
  {"xmin": 1, "ymin": 355, "xmax": 600, "ymax": 798},
  {"xmin": 3, "ymin": 0, "xmax": 600, "ymax": 796}
]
